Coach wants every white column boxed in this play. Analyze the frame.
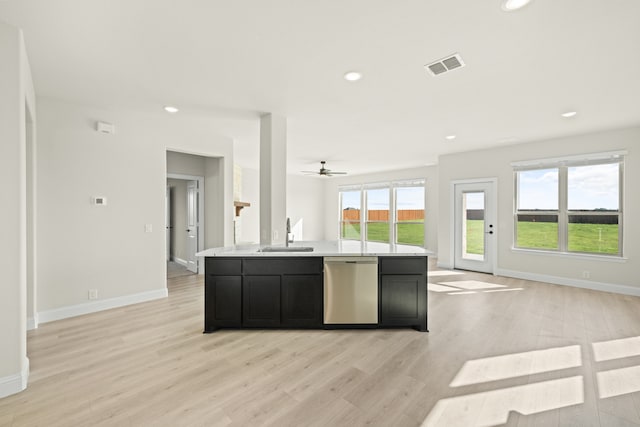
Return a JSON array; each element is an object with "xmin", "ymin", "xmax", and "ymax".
[
  {"xmin": 0, "ymin": 22, "xmax": 30, "ymax": 398},
  {"xmin": 260, "ymin": 114, "xmax": 287, "ymax": 245}
]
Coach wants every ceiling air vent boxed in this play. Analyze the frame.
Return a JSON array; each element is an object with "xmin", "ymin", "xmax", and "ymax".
[{"xmin": 425, "ymin": 53, "xmax": 465, "ymax": 76}]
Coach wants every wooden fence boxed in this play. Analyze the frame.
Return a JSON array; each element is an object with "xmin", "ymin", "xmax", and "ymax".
[{"xmin": 342, "ymin": 209, "xmax": 424, "ymax": 221}]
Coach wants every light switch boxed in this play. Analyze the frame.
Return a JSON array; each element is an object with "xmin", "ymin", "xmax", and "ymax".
[{"xmin": 145, "ymin": 224, "xmax": 153, "ymax": 233}]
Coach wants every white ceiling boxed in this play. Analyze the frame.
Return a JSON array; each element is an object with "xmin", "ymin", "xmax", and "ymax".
[{"xmin": 2, "ymin": 1, "xmax": 640, "ymax": 175}]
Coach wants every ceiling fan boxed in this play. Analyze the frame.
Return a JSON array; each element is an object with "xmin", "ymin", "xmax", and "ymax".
[{"xmin": 302, "ymin": 161, "xmax": 347, "ymax": 177}]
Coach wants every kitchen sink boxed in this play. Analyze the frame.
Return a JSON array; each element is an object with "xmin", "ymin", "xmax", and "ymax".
[{"xmin": 258, "ymin": 246, "xmax": 314, "ymax": 252}]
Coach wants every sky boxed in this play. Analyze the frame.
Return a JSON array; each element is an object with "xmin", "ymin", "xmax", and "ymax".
[{"xmin": 519, "ymin": 164, "xmax": 619, "ymax": 210}]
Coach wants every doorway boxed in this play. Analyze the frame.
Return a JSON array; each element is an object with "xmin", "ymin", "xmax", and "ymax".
[
  {"xmin": 166, "ymin": 174, "xmax": 205, "ymax": 277},
  {"xmin": 452, "ymin": 180, "xmax": 497, "ymax": 273}
]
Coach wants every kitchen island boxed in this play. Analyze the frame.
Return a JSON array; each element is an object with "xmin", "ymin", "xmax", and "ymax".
[{"xmin": 197, "ymin": 241, "xmax": 431, "ymax": 333}]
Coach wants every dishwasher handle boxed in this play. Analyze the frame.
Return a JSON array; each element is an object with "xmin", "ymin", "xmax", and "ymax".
[{"xmin": 324, "ymin": 256, "xmax": 378, "ymax": 264}]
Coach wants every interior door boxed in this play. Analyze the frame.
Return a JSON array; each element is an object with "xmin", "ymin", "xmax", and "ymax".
[
  {"xmin": 166, "ymin": 186, "xmax": 171, "ymax": 261},
  {"xmin": 454, "ymin": 181, "xmax": 496, "ymax": 273},
  {"xmin": 186, "ymin": 180, "xmax": 199, "ymax": 273}
]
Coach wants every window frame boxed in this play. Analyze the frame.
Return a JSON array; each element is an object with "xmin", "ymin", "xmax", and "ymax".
[
  {"xmin": 513, "ymin": 152, "xmax": 624, "ymax": 257},
  {"xmin": 338, "ymin": 179, "xmax": 426, "ymax": 247}
]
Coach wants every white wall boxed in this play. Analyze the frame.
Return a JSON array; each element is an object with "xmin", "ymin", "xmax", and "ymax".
[
  {"xmin": 438, "ymin": 126, "xmax": 639, "ymax": 293},
  {"xmin": 236, "ymin": 168, "xmax": 327, "ymax": 243},
  {"xmin": 239, "ymin": 167, "xmax": 260, "ymax": 243},
  {"xmin": 323, "ymin": 166, "xmax": 439, "ymax": 253},
  {"xmin": 36, "ymin": 98, "xmax": 234, "ymax": 320},
  {"xmin": 288, "ymin": 175, "xmax": 326, "ymax": 241},
  {"xmin": 0, "ymin": 21, "xmax": 35, "ymax": 398}
]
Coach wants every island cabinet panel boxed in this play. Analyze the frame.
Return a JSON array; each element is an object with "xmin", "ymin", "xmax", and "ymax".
[
  {"xmin": 378, "ymin": 257, "xmax": 428, "ymax": 332},
  {"xmin": 204, "ymin": 275, "xmax": 242, "ymax": 331},
  {"xmin": 281, "ymin": 275, "xmax": 323, "ymax": 327},
  {"xmin": 243, "ymin": 276, "xmax": 282, "ymax": 327}
]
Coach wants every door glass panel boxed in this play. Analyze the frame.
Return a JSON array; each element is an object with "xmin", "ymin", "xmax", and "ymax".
[{"xmin": 462, "ymin": 192, "xmax": 485, "ymax": 260}]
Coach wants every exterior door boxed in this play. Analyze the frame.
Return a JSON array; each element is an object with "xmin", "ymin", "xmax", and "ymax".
[
  {"xmin": 186, "ymin": 180, "xmax": 199, "ymax": 273},
  {"xmin": 454, "ymin": 181, "xmax": 496, "ymax": 273}
]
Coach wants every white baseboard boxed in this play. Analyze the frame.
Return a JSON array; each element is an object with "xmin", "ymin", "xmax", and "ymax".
[
  {"xmin": 0, "ymin": 357, "xmax": 29, "ymax": 399},
  {"xmin": 436, "ymin": 261, "xmax": 453, "ymax": 270},
  {"xmin": 38, "ymin": 288, "xmax": 168, "ymax": 324},
  {"xmin": 495, "ymin": 268, "xmax": 640, "ymax": 297},
  {"xmin": 27, "ymin": 314, "xmax": 39, "ymax": 330},
  {"xmin": 171, "ymin": 257, "xmax": 188, "ymax": 267}
]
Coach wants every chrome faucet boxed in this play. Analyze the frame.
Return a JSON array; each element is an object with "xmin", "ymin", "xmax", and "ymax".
[{"xmin": 286, "ymin": 217, "xmax": 293, "ymax": 247}]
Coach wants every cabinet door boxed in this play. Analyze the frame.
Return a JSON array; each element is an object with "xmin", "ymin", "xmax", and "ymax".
[
  {"xmin": 243, "ymin": 276, "xmax": 281, "ymax": 327},
  {"xmin": 204, "ymin": 275, "xmax": 242, "ymax": 331},
  {"xmin": 380, "ymin": 275, "xmax": 426, "ymax": 330},
  {"xmin": 282, "ymin": 275, "xmax": 323, "ymax": 327}
]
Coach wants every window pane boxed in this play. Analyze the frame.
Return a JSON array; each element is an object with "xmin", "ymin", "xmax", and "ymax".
[
  {"xmin": 366, "ymin": 188, "xmax": 389, "ymax": 243},
  {"xmin": 568, "ymin": 215, "xmax": 619, "ymax": 254},
  {"xmin": 397, "ymin": 223, "xmax": 424, "ymax": 246},
  {"xmin": 463, "ymin": 192, "xmax": 485, "ymax": 258},
  {"xmin": 341, "ymin": 190, "xmax": 361, "ymax": 240},
  {"xmin": 516, "ymin": 214, "xmax": 558, "ymax": 249},
  {"xmin": 396, "ymin": 186, "xmax": 425, "ymax": 246},
  {"xmin": 568, "ymin": 163, "xmax": 619, "ymax": 211},
  {"xmin": 518, "ymin": 169, "xmax": 559, "ymax": 210}
]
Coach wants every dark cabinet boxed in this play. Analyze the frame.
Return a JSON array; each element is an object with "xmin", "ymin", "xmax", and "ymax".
[
  {"xmin": 204, "ymin": 256, "xmax": 323, "ymax": 332},
  {"xmin": 243, "ymin": 276, "xmax": 281, "ymax": 327},
  {"xmin": 281, "ymin": 275, "xmax": 323, "ymax": 327},
  {"xmin": 379, "ymin": 257, "xmax": 428, "ymax": 332},
  {"xmin": 204, "ymin": 275, "xmax": 242, "ymax": 331}
]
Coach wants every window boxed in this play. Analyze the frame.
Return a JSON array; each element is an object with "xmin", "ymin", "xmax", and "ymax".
[
  {"xmin": 395, "ymin": 182, "xmax": 425, "ymax": 247},
  {"xmin": 366, "ymin": 187, "xmax": 390, "ymax": 243},
  {"xmin": 340, "ymin": 189, "xmax": 361, "ymax": 240},
  {"xmin": 513, "ymin": 152, "xmax": 623, "ymax": 256},
  {"xmin": 339, "ymin": 179, "xmax": 426, "ymax": 247}
]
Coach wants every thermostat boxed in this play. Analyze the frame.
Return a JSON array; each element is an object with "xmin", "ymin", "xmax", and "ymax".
[{"xmin": 92, "ymin": 197, "xmax": 107, "ymax": 206}]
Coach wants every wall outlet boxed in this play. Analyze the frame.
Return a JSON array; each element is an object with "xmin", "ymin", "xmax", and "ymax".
[
  {"xmin": 88, "ymin": 289, "xmax": 98, "ymax": 300},
  {"xmin": 273, "ymin": 230, "xmax": 279, "ymax": 240},
  {"xmin": 145, "ymin": 224, "xmax": 153, "ymax": 233},
  {"xmin": 582, "ymin": 271, "xmax": 591, "ymax": 279}
]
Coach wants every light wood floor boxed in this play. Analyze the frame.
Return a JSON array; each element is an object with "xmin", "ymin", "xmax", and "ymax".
[{"xmin": 2, "ymin": 262, "xmax": 640, "ymax": 426}]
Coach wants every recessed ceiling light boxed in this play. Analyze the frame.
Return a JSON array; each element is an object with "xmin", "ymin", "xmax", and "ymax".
[
  {"xmin": 445, "ymin": 135, "xmax": 456, "ymax": 140},
  {"xmin": 343, "ymin": 71, "xmax": 362, "ymax": 82},
  {"xmin": 164, "ymin": 105, "xmax": 179, "ymax": 113},
  {"xmin": 502, "ymin": 0, "xmax": 532, "ymax": 11},
  {"xmin": 561, "ymin": 111, "xmax": 577, "ymax": 118}
]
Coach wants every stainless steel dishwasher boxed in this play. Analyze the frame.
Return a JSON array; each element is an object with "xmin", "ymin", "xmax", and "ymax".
[{"xmin": 323, "ymin": 256, "xmax": 378, "ymax": 324}]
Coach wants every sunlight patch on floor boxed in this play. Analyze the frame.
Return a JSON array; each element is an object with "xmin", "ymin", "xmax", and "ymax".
[
  {"xmin": 439, "ymin": 280, "xmax": 507, "ymax": 290},
  {"xmin": 483, "ymin": 288, "xmax": 524, "ymax": 293},
  {"xmin": 428, "ymin": 270, "xmax": 465, "ymax": 277},
  {"xmin": 447, "ymin": 291, "xmax": 477, "ymax": 295},
  {"xmin": 450, "ymin": 345, "xmax": 581, "ymax": 387},
  {"xmin": 423, "ymin": 376, "xmax": 584, "ymax": 427},
  {"xmin": 597, "ymin": 365, "xmax": 640, "ymax": 399},
  {"xmin": 593, "ymin": 336, "xmax": 640, "ymax": 362},
  {"xmin": 428, "ymin": 283, "xmax": 463, "ymax": 292}
]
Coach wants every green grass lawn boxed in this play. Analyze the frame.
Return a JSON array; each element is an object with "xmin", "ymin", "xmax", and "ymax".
[
  {"xmin": 344, "ymin": 220, "xmax": 619, "ymax": 254},
  {"xmin": 341, "ymin": 221, "xmax": 424, "ymax": 246}
]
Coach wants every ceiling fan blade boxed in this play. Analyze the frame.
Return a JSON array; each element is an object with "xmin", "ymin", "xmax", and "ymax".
[
  {"xmin": 329, "ymin": 171, "xmax": 347, "ymax": 175},
  {"xmin": 301, "ymin": 171, "xmax": 318, "ymax": 174}
]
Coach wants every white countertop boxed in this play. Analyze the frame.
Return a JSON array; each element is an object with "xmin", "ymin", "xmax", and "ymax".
[{"xmin": 196, "ymin": 240, "xmax": 432, "ymax": 257}]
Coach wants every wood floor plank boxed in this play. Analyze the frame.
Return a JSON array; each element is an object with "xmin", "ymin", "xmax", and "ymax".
[{"xmin": 3, "ymin": 261, "xmax": 640, "ymax": 426}]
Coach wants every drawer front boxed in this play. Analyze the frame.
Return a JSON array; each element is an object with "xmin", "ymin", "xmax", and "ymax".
[
  {"xmin": 205, "ymin": 258, "xmax": 242, "ymax": 275},
  {"xmin": 379, "ymin": 256, "xmax": 427, "ymax": 275},
  {"xmin": 244, "ymin": 257, "xmax": 323, "ymax": 275}
]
